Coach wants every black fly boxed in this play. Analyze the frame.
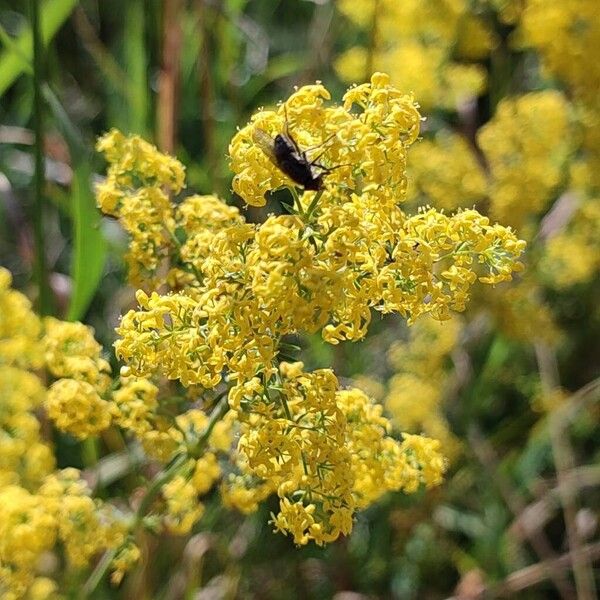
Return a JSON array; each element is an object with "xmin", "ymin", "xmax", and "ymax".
[
  {"xmin": 273, "ymin": 132, "xmax": 324, "ymax": 191},
  {"xmin": 252, "ymin": 108, "xmax": 335, "ymax": 191}
]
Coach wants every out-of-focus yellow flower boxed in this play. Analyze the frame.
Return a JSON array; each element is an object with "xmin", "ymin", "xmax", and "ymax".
[
  {"xmin": 0, "ymin": 268, "xmax": 43, "ymax": 368},
  {"xmin": 478, "ymin": 91, "xmax": 572, "ymax": 233},
  {"xmin": 43, "ymin": 317, "xmax": 110, "ymax": 387},
  {"xmin": 483, "ymin": 277, "xmax": 560, "ymax": 344},
  {"xmin": 336, "ymin": 0, "xmax": 490, "ymax": 110},
  {"xmin": 519, "ymin": 0, "xmax": 600, "ymax": 108},
  {"xmin": 541, "ymin": 198, "xmax": 600, "ymax": 288},
  {"xmin": 386, "ymin": 315, "xmax": 463, "ymax": 461},
  {"xmin": 162, "ymin": 474, "xmax": 205, "ymax": 535},
  {"xmin": 408, "ymin": 132, "xmax": 487, "ymax": 211}
]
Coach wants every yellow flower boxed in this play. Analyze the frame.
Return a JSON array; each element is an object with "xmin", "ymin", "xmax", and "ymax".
[
  {"xmin": 45, "ymin": 379, "xmax": 112, "ymax": 439},
  {"xmin": 335, "ymin": 0, "xmax": 488, "ymax": 110},
  {"xmin": 540, "ymin": 197, "xmax": 600, "ymax": 288},
  {"xmin": 96, "ymin": 128, "xmax": 185, "ymax": 195},
  {"xmin": 229, "ymin": 73, "xmax": 420, "ymax": 206},
  {"xmin": 0, "ymin": 267, "xmax": 43, "ymax": 368},
  {"xmin": 43, "ymin": 317, "xmax": 110, "ymax": 387},
  {"xmin": 408, "ymin": 131, "xmax": 487, "ymax": 211},
  {"xmin": 478, "ymin": 91, "xmax": 572, "ymax": 232},
  {"xmin": 95, "ymin": 129, "xmax": 185, "ymax": 289},
  {"xmin": 162, "ymin": 474, "xmax": 205, "ymax": 534},
  {"xmin": 112, "ymin": 377, "xmax": 159, "ymax": 436},
  {"xmin": 519, "ymin": 0, "xmax": 600, "ymax": 107}
]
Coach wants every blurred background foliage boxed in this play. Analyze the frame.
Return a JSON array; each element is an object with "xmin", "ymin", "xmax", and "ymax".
[{"xmin": 1, "ymin": 0, "xmax": 599, "ymax": 598}]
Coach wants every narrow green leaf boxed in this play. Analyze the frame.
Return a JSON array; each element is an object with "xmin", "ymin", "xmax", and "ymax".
[
  {"xmin": 0, "ymin": 0, "xmax": 79, "ymax": 97},
  {"xmin": 66, "ymin": 158, "xmax": 106, "ymax": 321},
  {"xmin": 42, "ymin": 85, "xmax": 106, "ymax": 320},
  {"xmin": 123, "ymin": 0, "xmax": 148, "ymax": 134}
]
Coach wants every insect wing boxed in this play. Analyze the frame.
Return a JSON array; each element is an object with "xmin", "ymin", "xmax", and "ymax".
[{"xmin": 252, "ymin": 127, "xmax": 278, "ymax": 165}]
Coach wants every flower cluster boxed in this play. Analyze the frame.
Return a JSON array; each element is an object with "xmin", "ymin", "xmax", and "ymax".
[
  {"xmin": 95, "ymin": 129, "xmax": 185, "ymax": 288},
  {"xmin": 96, "ymin": 74, "xmax": 524, "ymax": 548},
  {"xmin": 0, "ymin": 269, "xmax": 131, "ymax": 598},
  {"xmin": 229, "ymin": 73, "xmax": 420, "ymax": 206},
  {"xmin": 335, "ymin": 0, "xmax": 492, "ymax": 110},
  {"xmin": 225, "ymin": 363, "xmax": 445, "ymax": 545},
  {"xmin": 43, "ymin": 317, "xmax": 113, "ymax": 439},
  {"xmin": 477, "ymin": 91, "xmax": 572, "ymax": 234}
]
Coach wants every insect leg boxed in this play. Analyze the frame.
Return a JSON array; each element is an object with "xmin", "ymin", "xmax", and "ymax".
[
  {"xmin": 303, "ymin": 132, "xmax": 338, "ymax": 155},
  {"xmin": 282, "ymin": 103, "xmax": 305, "ymax": 156}
]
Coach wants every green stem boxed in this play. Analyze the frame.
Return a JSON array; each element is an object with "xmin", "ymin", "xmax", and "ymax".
[
  {"xmin": 304, "ymin": 189, "xmax": 324, "ymax": 220},
  {"xmin": 78, "ymin": 548, "xmax": 117, "ymax": 599},
  {"xmin": 30, "ymin": 0, "xmax": 52, "ymax": 315},
  {"xmin": 288, "ymin": 186, "xmax": 304, "ymax": 216},
  {"xmin": 81, "ymin": 394, "xmax": 230, "ymax": 595}
]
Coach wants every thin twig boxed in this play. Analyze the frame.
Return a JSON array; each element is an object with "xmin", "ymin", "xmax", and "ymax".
[
  {"xmin": 509, "ymin": 464, "xmax": 600, "ymax": 542},
  {"xmin": 447, "ymin": 542, "xmax": 600, "ymax": 599},
  {"xmin": 535, "ymin": 343, "xmax": 597, "ymax": 600},
  {"xmin": 490, "ymin": 542, "xmax": 600, "ymax": 597},
  {"xmin": 468, "ymin": 427, "xmax": 574, "ymax": 599},
  {"xmin": 158, "ymin": 0, "xmax": 183, "ymax": 153}
]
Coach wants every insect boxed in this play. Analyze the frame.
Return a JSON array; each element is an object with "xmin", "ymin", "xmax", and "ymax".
[{"xmin": 252, "ymin": 108, "xmax": 336, "ymax": 191}]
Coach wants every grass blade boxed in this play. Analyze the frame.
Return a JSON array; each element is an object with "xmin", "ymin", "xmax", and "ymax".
[
  {"xmin": 66, "ymin": 158, "xmax": 106, "ymax": 321},
  {"xmin": 0, "ymin": 0, "xmax": 79, "ymax": 97},
  {"xmin": 43, "ymin": 87, "xmax": 106, "ymax": 321}
]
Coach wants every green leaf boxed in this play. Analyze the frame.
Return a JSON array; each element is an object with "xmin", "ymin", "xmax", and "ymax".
[
  {"xmin": 66, "ymin": 158, "xmax": 106, "ymax": 321},
  {"xmin": 41, "ymin": 85, "xmax": 106, "ymax": 321},
  {"xmin": 0, "ymin": 0, "xmax": 79, "ymax": 97},
  {"xmin": 122, "ymin": 0, "xmax": 148, "ymax": 134}
]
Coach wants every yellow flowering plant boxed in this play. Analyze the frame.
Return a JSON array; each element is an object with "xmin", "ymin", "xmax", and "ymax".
[
  {"xmin": 95, "ymin": 74, "xmax": 523, "ymax": 552},
  {"xmin": 1, "ymin": 73, "xmax": 525, "ymax": 597},
  {"xmin": 2, "ymin": 0, "xmax": 600, "ymax": 595}
]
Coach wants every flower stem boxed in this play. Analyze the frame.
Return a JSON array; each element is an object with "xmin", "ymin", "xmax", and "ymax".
[
  {"xmin": 29, "ymin": 0, "xmax": 52, "ymax": 315},
  {"xmin": 82, "ymin": 393, "xmax": 230, "ymax": 594}
]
